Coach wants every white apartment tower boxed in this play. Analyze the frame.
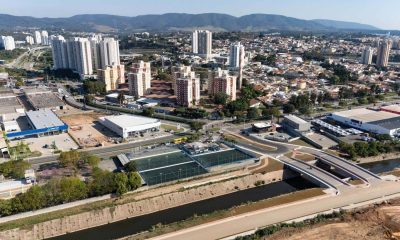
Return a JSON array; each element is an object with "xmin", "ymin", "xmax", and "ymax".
[
  {"xmin": 229, "ymin": 42, "xmax": 245, "ymax": 68},
  {"xmin": 41, "ymin": 31, "xmax": 49, "ymax": 45},
  {"xmin": 376, "ymin": 40, "xmax": 392, "ymax": 67},
  {"xmin": 51, "ymin": 36, "xmax": 93, "ymax": 76},
  {"xmin": 192, "ymin": 30, "xmax": 212, "ymax": 57},
  {"xmin": 34, "ymin": 31, "xmax": 42, "ymax": 45},
  {"xmin": 128, "ymin": 61, "xmax": 152, "ymax": 98},
  {"xmin": 26, "ymin": 36, "xmax": 34, "ymax": 45},
  {"xmin": 176, "ymin": 77, "xmax": 200, "ymax": 107},
  {"xmin": 0, "ymin": 36, "xmax": 16, "ymax": 50},
  {"xmin": 208, "ymin": 68, "xmax": 237, "ymax": 101},
  {"xmin": 360, "ymin": 47, "xmax": 373, "ymax": 65},
  {"xmin": 99, "ymin": 38, "xmax": 120, "ymax": 69}
]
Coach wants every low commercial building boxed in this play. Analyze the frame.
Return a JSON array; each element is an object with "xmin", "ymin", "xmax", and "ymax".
[
  {"xmin": 251, "ymin": 122, "xmax": 276, "ymax": 133},
  {"xmin": 329, "ymin": 108, "xmax": 400, "ymax": 136},
  {"xmin": 282, "ymin": 115, "xmax": 311, "ymax": 132},
  {"xmin": 99, "ymin": 114, "xmax": 160, "ymax": 139},
  {"xmin": 6, "ymin": 109, "xmax": 68, "ymax": 139}
]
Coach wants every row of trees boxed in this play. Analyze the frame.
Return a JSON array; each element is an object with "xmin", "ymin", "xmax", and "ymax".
[
  {"xmin": 339, "ymin": 138, "xmax": 395, "ymax": 160},
  {"xmin": 0, "ymin": 151, "xmax": 142, "ymax": 217},
  {"xmin": 174, "ymin": 107, "xmax": 209, "ymax": 119}
]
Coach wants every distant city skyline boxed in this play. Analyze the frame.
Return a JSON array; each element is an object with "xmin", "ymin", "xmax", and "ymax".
[{"xmin": 1, "ymin": 0, "xmax": 400, "ymax": 30}]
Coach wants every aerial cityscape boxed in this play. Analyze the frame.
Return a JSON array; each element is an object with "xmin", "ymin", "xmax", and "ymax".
[{"xmin": 0, "ymin": 0, "xmax": 400, "ymax": 239}]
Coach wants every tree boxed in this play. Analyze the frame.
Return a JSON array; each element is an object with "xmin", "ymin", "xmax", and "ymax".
[
  {"xmin": 247, "ymin": 108, "xmax": 260, "ymax": 120},
  {"xmin": 83, "ymin": 80, "xmax": 106, "ymax": 94},
  {"xmin": 88, "ymin": 168, "xmax": 117, "ymax": 196},
  {"xmin": 190, "ymin": 121, "xmax": 204, "ymax": 132},
  {"xmin": 267, "ymin": 54, "xmax": 277, "ymax": 66},
  {"xmin": 17, "ymin": 185, "xmax": 45, "ymax": 211},
  {"xmin": 127, "ymin": 172, "xmax": 142, "ymax": 190},
  {"xmin": 213, "ymin": 93, "xmax": 229, "ymax": 105},
  {"xmin": 283, "ymin": 104, "xmax": 296, "ymax": 114},
  {"xmin": 125, "ymin": 161, "xmax": 137, "ymax": 172},
  {"xmin": 58, "ymin": 150, "xmax": 81, "ymax": 169},
  {"xmin": 114, "ymin": 173, "xmax": 129, "ymax": 196},
  {"xmin": 59, "ymin": 177, "xmax": 88, "ymax": 202},
  {"xmin": 85, "ymin": 155, "xmax": 101, "ymax": 168},
  {"xmin": 117, "ymin": 92, "xmax": 125, "ymax": 105},
  {"xmin": 143, "ymin": 107, "xmax": 155, "ymax": 117}
]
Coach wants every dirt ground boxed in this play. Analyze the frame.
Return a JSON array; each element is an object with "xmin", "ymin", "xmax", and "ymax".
[
  {"xmin": 264, "ymin": 201, "xmax": 400, "ymax": 240},
  {"xmin": 61, "ymin": 112, "xmax": 118, "ymax": 148}
]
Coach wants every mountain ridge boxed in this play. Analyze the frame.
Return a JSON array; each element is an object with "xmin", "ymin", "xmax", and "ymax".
[{"xmin": 0, "ymin": 13, "xmax": 381, "ymax": 32}]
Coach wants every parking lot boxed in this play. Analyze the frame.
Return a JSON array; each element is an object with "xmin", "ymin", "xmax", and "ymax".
[{"xmin": 10, "ymin": 133, "xmax": 79, "ymax": 157}]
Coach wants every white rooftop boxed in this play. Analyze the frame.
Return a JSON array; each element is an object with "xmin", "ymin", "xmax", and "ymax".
[
  {"xmin": 333, "ymin": 108, "xmax": 398, "ymax": 123},
  {"xmin": 26, "ymin": 109, "xmax": 65, "ymax": 129},
  {"xmin": 101, "ymin": 114, "xmax": 160, "ymax": 128}
]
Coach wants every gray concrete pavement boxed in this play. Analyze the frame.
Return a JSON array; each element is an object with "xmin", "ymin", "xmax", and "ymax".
[{"xmin": 152, "ymin": 180, "xmax": 400, "ymax": 240}]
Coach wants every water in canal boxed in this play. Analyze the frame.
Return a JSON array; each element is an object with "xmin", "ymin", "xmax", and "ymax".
[
  {"xmin": 360, "ymin": 158, "xmax": 400, "ymax": 174},
  {"xmin": 48, "ymin": 177, "xmax": 318, "ymax": 240}
]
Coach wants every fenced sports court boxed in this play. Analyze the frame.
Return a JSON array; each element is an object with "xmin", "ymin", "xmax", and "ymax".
[
  {"xmin": 125, "ymin": 148, "xmax": 256, "ymax": 186},
  {"xmin": 193, "ymin": 149, "xmax": 255, "ymax": 168}
]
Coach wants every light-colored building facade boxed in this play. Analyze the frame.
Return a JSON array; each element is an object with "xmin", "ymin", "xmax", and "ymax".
[
  {"xmin": 34, "ymin": 31, "xmax": 42, "ymax": 45},
  {"xmin": 172, "ymin": 65, "xmax": 196, "ymax": 94},
  {"xmin": 176, "ymin": 76, "xmax": 200, "ymax": 107},
  {"xmin": 376, "ymin": 40, "xmax": 392, "ymax": 67},
  {"xmin": 360, "ymin": 47, "xmax": 373, "ymax": 65},
  {"xmin": 26, "ymin": 36, "xmax": 34, "ymax": 45},
  {"xmin": 41, "ymin": 31, "xmax": 49, "ymax": 45},
  {"xmin": 192, "ymin": 30, "xmax": 212, "ymax": 57},
  {"xmin": 128, "ymin": 61, "xmax": 151, "ymax": 98},
  {"xmin": 99, "ymin": 38, "xmax": 120, "ymax": 69},
  {"xmin": 51, "ymin": 36, "xmax": 93, "ymax": 76},
  {"xmin": 98, "ymin": 65, "xmax": 125, "ymax": 91},
  {"xmin": 208, "ymin": 68, "xmax": 237, "ymax": 101},
  {"xmin": 229, "ymin": 42, "xmax": 245, "ymax": 68},
  {"xmin": 0, "ymin": 36, "xmax": 15, "ymax": 50}
]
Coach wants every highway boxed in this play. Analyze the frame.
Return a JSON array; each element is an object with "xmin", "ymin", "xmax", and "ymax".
[{"xmin": 152, "ymin": 180, "xmax": 400, "ymax": 240}]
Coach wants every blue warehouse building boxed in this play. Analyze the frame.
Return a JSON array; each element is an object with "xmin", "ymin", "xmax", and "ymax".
[{"xmin": 6, "ymin": 109, "xmax": 68, "ymax": 139}]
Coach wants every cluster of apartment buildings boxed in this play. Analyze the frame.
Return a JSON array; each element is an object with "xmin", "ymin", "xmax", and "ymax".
[{"xmin": 51, "ymin": 35, "xmax": 122, "ymax": 77}]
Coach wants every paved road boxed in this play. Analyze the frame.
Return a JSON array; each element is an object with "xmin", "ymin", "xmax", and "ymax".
[
  {"xmin": 301, "ymin": 148, "xmax": 381, "ymax": 182},
  {"xmin": 152, "ymin": 180, "xmax": 400, "ymax": 240},
  {"xmin": 28, "ymin": 135, "xmax": 177, "ymax": 166},
  {"xmin": 278, "ymin": 155, "xmax": 348, "ymax": 188}
]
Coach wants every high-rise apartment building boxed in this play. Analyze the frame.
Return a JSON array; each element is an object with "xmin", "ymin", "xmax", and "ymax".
[
  {"xmin": 0, "ymin": 36, "xmax": 15, "ymax": 50},
  {"xmin": 41, "ymin": 31, "xmax": 49, "ymax": 45},
  {"xmin": 34, "ymin": 31, "xmax": 42, "ymax": 45},
  {"xmin": 26, "ymin": 36, "xmax": 34, "ymax": 45},
  {"xmin": 51, "ymin": 36, "xmax": 93, "ymax": 76},
  {"xmin": 192, "ymin": 30, "xmax": 212, "ymax": 57},
  {"xmin": 51, "ymin": 35, "xmax": 121, "ymax": 77},
  {"xmin": 98, "ymin": 64, "xmax": 125, "ymax": 91},
  {"xmin": 128, "ymin": 61, "xmax": 151, "ymax": 98},
  {"xmin": 229, "ymin": 42, "xmax": 245, "ymax": 68},
  {"xmin": 176, "ymin": 76, "xmax": 200, "ymax": 107},
  {"xmin": 376, "ymin": 40, "xmax": 392, "ymax": 67},
  {"xmin": 171, "ymin": 65, "xmax": 196, "ymax": 94},
  {"xmin": 229, "ymin": 42, "xmax": 245, "ymax": 89},
  {"xmin": 208, "ymin": 68, "xmax": 237, "ymax": 101},
  {"xmin": 360, "ymin": 47, "xmax": 373, "ymax": 65},
  {"xmin": 99, "ymin": 38, "xmax": 120, "ymax": 69}
]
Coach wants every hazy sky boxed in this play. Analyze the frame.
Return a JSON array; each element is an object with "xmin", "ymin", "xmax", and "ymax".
[{"xmin": 1, "ymin": 0, "xmax": 399, "ymax": 30}]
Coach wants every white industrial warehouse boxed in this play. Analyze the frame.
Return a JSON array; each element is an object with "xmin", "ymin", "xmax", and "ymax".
[
  {"xmin": 329, "ymin": 108, "xmax": 400, "ymax": 137},
  {"xmin": 98, "ymin": 114, "xmax": 161, "ymax": 139}
]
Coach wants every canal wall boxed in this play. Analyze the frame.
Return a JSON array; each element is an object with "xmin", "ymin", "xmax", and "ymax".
[{"xmin": 0, "ymin": 170, "xmax": 294, "ymax": 240}]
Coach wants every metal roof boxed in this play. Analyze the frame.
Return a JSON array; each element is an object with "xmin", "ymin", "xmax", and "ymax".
[{"xmin": 26, "ymin": 109, "xmax": 65, "ymax": 129}]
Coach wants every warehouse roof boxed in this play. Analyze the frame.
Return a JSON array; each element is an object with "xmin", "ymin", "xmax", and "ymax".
[
  {"xmin": 100, "ymin": 115, "xmax": 160, "ymax": 129},
  {"xmin": 333, "ymin": 108, "xmax": 398, "ymax": 123},
  {"xmin": 369, "ymin": 116, "xmax": 400, "ymax": 130},
  {"xmin": 26, "ymin": 109, "xmax": 65, "ymax": 129}
]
